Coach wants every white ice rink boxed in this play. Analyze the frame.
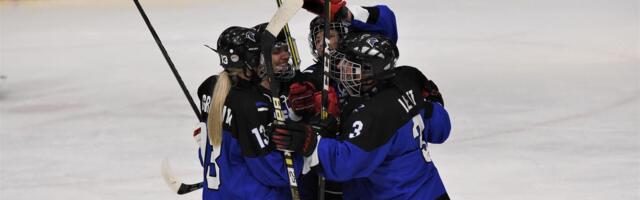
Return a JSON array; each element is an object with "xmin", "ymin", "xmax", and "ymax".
[{"xmin": 1, "ymin": 0, "xmax": 638, "ymax": 199}]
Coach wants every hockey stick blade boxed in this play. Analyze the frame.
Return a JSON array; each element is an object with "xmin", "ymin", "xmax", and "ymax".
[
  {"xmin": 276, "ymin": 0, "xmax": 302, "ymax": 69},
  {"xmin": 161, "ymin": 158, "xmax": 203, "ymax": 195},
  {"xmin": 265, "ymin": 0, "xmax": 303, "ymax": 37}
]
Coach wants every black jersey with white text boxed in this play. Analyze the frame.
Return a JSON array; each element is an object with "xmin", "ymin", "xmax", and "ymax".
[
  {"xmin": 195, "ymin": 76, "xmax": 304, "ymax": 200},
  {"xmin": 197, "ymin": 75, "xmax": 217, "ymax": 122},
  {"xmin": 306, "ymin": 66, "xmax": 451, "ymax": 199}
]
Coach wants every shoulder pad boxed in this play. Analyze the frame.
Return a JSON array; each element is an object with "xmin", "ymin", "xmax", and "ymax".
[
  {"xmin": 197, "ymin": 75, "xmax": 218, "ymax": 121},
  {"xmin": 339, "ymin": 84, "xmax": 426, "ymax": 151},
  {"xmin": 390, "ymin": 66, "xmax": 428, "ymax": 91}
]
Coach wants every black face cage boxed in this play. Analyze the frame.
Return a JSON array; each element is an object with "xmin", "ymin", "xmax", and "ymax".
[
  {"xmin": 328, "ymin": 51, "xmax": 373, "ymax": 97},
  {"xmin": 308, "ymin": 21, "xmax": 350, "ymax": 60}
]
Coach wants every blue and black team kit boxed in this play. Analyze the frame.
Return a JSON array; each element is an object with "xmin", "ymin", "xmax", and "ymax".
[
  {"xmin": 196, "ymin": 76, "xmax": 305, "ymax": 200},
  {"xmin": 191, "ymin": 4, "xmax": 452, "ymax": 200},
  {"xmin": 194, "ymin": 67, "xmax": 451, "ymax": 200},
  {"xmin": 305, "ymin": 66, "xmax": 451, "ymax": 200}
]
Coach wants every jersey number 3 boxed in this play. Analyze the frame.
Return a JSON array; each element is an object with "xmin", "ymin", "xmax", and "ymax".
[
  {"xmin": 207, "ymin": 144, "xmax": 222, "ymax": 190},
  {"xmin": 412, "ymin": 115, "xmax": 432, "ymax": 163}
]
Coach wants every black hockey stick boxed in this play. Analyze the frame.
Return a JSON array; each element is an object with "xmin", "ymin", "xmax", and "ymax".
[
  {"xmin": 133, "ymin": 0, "xmax": 204, "ymax": 195},
  {"xmin": 317, "ymin": 0, "xmax": 332, "ymax": 199},
  {"xmin": 262, "ymin": 1, "xmax": 304, "ymax": 200},
  {"xmin": 161, "ymin": 159, "xmax": 203, "ymax": 195},
  {"xmin": 133, "ymin": 0, "xmax": 201, "ymax": 119}
]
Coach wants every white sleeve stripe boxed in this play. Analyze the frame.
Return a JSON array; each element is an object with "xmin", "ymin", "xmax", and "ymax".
[{"xmin": 199, "ymin": 123, "xmax": 207, "ymax": 153}]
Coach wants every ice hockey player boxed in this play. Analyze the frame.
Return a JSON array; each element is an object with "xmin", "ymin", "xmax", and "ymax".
[
  {"xmin": 252, "ymin": 21, "xmax": 340, "ymax": 199},
  {"xmin": 291, "ymin": 0, "xmax": 399, "ymax": 93},
  {"xmin": 193, "ymin": 26, "xmax": 305, "ymax": 199},
  {"xmin": 288, "ymin": 0, "xmax": 400, "ymax": 118},
  {"xmin": 287, "ymin": 1, "xmax": 400, "ymax": 199},
  {"xmin": 303, "ymin": 0, "xmax": 398, "ymax": 58},
  {"xmin": 272, "ymin": 32, "xmax": 451, "ymax": 200},
  {"xmin": 288, "ymin": 0, "xmax": 400, "ymax": 114}
]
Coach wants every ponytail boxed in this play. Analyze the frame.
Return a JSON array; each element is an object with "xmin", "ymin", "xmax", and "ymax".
[{"xmin": 207, "ymin": 70, "xmax": 232, "ymax": 146}]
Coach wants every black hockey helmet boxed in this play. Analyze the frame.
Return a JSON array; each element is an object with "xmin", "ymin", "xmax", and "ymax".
[
  {"xmin": 252, "ymin": 22, "xmax": 287, "ymax": 43},
  {"xmin": 308, "ymin": 16, "xmax": 349, "ymax": 60},
  {"xmin": 329, "ymin": 32, "xmax": 399, "ymax": 96},
  {"xmin": 216, "ymin": 26, "xmax": 262, "ymax": 70},
  {"xmin": 252, "ymin": 22, "xmax": 295, "ymax": 80}
]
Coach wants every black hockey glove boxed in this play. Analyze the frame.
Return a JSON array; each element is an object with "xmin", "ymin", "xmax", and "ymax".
[
  {"xmin": 423, "ymin": 79, "xmax": 444, "ymax": 106},
  {"xmin": 308, "ymin": 113, "xmax": 339, "ymax": 138},
  {"xmin": 272, "ymin": 122, "xmax": 318, "ymax": 157}
]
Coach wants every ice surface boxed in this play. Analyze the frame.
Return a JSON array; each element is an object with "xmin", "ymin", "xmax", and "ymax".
[{"xmin": 1, "ymin": 0, "xmax": 638, "ymax": 199}]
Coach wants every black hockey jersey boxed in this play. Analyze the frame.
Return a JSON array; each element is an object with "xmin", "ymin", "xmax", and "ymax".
[
  {"xmin": 306, "ymin": 66, "xmax": 451, "ymax": 199},
  {"xmin": 196, "ymin": 76, "xmax": 304, "ymax": 200}
]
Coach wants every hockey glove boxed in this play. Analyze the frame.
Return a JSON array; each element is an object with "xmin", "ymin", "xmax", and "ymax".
[
  {"xmin": 308, "ymin": 113, "xmax": 339, "ymax": 138},
  {"xmin": 303, "ymin": 0, "xmax": 350, "ymax": 22},
  {"xmin": 272, "ymin": 122, "xmax": 319, "ymax": 157},
  {"xmin": 312, "ymin": 85, "xmax": 340, "ymax": 118},
  {"xmin": 423, "ymin": 79, "xmax": 444, "ymax": 106},
  {"xmin": 193, "ymin": 122, "xmax": 205, "ymax": 146},
  {"xmin": 288, "ymin": 81, "xmax": 316, "ymax": 116},
  {"xmin": 193, "ymin": 122, "xmax": 207, "ymax": 149}
]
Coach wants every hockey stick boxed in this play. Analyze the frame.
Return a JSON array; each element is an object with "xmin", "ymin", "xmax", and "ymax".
[
  {"xmin": 261, "ymin": 0, "xmax": 304, "ymax": 200},
  {"xmin": 276, "ymin": 0, "xmax": 302, "ymax": 70},
  {"xmin": 317, "ymin": 0, "xmax": 332, "ymax": 199},
  {"xmin": 133, "ymin": 0, "xmax": 205, "ymax": 195},
  {"xmin": 161, "ymin": 158, "xmax": 203, "ymax": 195},
  {"xmin": 133, "ymin": 0, "xmax": 201, "ymax": 120}
]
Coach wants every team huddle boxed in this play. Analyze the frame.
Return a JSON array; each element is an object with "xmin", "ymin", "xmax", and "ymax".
[{"xmin": 190, "ymin": 1, "xmax": 451, "ymax": 199}]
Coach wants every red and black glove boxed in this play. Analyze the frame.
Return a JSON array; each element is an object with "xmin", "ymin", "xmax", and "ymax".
[
  {"xmin": 288, "ymin": 81, "xmax": 340, "ymax": 118},
  {"xmin": 303, "ymin": 0, "xmax": 349, "ymax": 22},
  {"xmin": 312, "ymin": 86, "xmax": 340, "ymax": 118},
  {"xmin": 288, "ymin": 81, "xmax": 316, "ymax": 116},
  {"xmin": 272, "ymin": 122, "xmax": 318, "ymax": 156},
  {"xmin": 422, "ymin": 80, "xmax": 444, "ymax": 106}
]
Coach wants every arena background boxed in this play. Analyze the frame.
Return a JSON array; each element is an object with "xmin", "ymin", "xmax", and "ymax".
[{"xmin": 1, "ymin": 0, "xmax": 638, "ymax": 199}]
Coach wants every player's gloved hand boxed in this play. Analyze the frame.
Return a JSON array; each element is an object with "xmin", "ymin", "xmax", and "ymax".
[
  {"xmin": 193, "ymin": 122, "xmax": 206, "ymax": 147},
  {"xmin": 308, "ymin": 113, "xmax": 339, "ymax": 138},
  {"xmin": 272, "ymin": 122, "xmax": 319, "ymax": 156},
  {"xmin": 303, "ymin": 0, "xmax": 349, "ymax": 22},
  {"xmin": 312, "ymin": 85, "xmax": 340, "ymax": 118},
  {"xmin": 423, "ymin": 79, "xmax": 444, "ymax": 106},
  {"xmin": 288, "ymin": 81, "xmax": 316, "ymax": 116}
]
